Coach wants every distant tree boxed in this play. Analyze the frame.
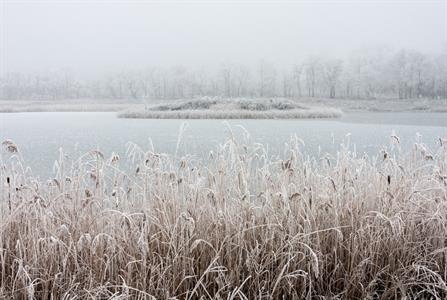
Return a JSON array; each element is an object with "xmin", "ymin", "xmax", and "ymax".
[
  {"xmin": 322, "ymin": 59, "xmax": 342, "ymax": 98},
  {"xmin": 220, "ymin": 63, "xmax": 233, "ymax": 98},
  {"xmin": 234, "ymin": 64, "xmax": 250, "ymax": 97},
  {"xmin": 0, "ymin": 47, "xmax": 445, "ymax": 101},
  {"xmin": 281, "ymin": 71, "xmax": 293, "ymax": 98},
  {"xmin": 304, "ymin": 57, "xmax": 320, "ymax": 97},
  {"xmin": 257, "ymin": 60, "xmax": 276, "ymax": 97},
  {"xmin": 292, "ymin": 64, "xmax": 303, "ymax": 97}
]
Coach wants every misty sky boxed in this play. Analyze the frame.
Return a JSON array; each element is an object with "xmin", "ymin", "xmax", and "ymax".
[{"xmin": 1, "ymin": 0, "xmax": 446, "ymax": 76}]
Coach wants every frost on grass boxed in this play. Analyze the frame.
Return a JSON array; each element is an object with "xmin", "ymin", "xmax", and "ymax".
[
  {"xmin": 1, "ymin": 133, "xmax": 447, "ymax": 299},
  {"xmin": 0, "ymin": 100, "xmax": 133, "ymax": 113},
  {"xmin": 118, "ymin": 97, "xmax": 343, "ymax": 119}
]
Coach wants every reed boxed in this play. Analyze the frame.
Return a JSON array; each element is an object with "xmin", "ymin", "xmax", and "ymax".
[
  {"xmin": 0, "ymin": 133, "xmax": 446, "ymax": 299},
  {"xmin": 118, "ymin": 98, "xmax": 343, "ymax": 119}
]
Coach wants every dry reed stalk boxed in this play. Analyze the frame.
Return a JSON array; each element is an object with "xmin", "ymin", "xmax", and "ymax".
[{"xmin": 0, "ymin": 134, "xmax": 446, "ymax": 299}]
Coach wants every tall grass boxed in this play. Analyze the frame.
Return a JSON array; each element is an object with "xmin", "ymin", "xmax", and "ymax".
[{"xmin": 1, "ymin": 134, "xmax": 446, "ymax": 299}]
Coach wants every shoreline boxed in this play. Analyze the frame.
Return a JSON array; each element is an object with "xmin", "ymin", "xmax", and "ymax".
[{"xmin": 0, "ymin": 98, "xmax": 446, "ymax": 115}]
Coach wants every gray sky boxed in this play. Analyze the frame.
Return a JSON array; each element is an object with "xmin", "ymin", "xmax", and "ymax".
[{"xmin": 1, "ymin": 0, "xmax": 446, "ymax": 75}]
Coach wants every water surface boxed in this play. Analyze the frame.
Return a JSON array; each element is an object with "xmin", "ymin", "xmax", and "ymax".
[{"xmin": 0, "ymin": 112, "xmax": 445, "ymax": 178}]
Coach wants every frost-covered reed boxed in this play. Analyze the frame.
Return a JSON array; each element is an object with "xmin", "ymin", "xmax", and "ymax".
[
  {"xmin": 118, "ymin": 97, "xmax": 343, "ymax": 119},
  {"xmin": 118, "ymin": 107, "xmax": 343, "ymax": 119},
  {"xmin": 1, "ymin": 134, "xmax": 446, "ymax": 299}
]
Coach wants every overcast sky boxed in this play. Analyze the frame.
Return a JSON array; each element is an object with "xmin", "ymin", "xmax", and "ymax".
[{"xmin": 1, "ymin": 0, "xmax": 446, "ymax": 76}]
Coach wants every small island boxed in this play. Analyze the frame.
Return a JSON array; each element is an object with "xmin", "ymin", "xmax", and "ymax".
[{"xmin": 117, "ymin": 98, "xmax": 343, "ymax": 119}]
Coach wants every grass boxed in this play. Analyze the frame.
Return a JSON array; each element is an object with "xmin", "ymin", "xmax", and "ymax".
[
  {"xmin": 2, "ymin": 98, "xmax": 445, "ymax": 115},
  {"xmin": 0, "ymin": 100, "xmax": 133, "ymax": 113},
  {"xmin": 1, "ymin": 133, "xmax": 447, "ymax": 299},
  {"xmin": 296, "ymin": 97, "xmax": 447, "ymax": 113},
  {"xmin": 118, "ymin": 98, "xmax": 343, "ymax": 119},
  {"xmin": 118, "ymin": 108, "xmax": 343, "ymax": 119}
]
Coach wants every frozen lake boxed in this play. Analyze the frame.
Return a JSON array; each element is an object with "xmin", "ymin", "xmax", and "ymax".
[{"xmin": 0, "ymin": 112, "xmax": 446, "ymax": 178}]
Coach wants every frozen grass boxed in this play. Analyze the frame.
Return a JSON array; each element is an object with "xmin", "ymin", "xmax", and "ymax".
[
  {"xmin": 118, "ymin": 108, "xmax": 343, "ymax": 119},
  {"xmin": 2, "ymin": 98, "xmax": 445, "ymax": 115},
  {"xmin": 1, "ymin": 134, "xmax": 447, "ymax": 299},
  {"xmin": 119, "ymin": 98, "xmax": 343, "ymax": 119},
  {"xmin": 0, "ymin": 98, "xmax": 313, "ymax": 115},
  {"xmin": 149, "ymin": 98, "xmax": 308, "ymax": 111},
  {"xmin": 0, "ymin": 100, "xmax": 133, "ymax": 113},
  {"xmin": 297, "ymin": 97, "xmax": 447, "ymax": 113}
]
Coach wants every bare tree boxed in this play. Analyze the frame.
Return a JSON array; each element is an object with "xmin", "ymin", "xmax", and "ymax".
[
  {"xmin": 304, "ymin": 57, "xmax": 319, "ymax": 97},
  {"xmin": 1, "ymin": 48, "xmax": 445, "ymax": 101},
  {"xmin": 292, "ymin": 64, "xmax": 303, "ymax": 97},
  {"xmin": 322, "ymin": 59, "xmax": 342, "ymax": 98}
]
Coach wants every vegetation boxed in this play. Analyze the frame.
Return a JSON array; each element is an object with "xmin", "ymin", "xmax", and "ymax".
[
  {"xmin": 1, "ymin": 48, "xmax": 446, "ymax": 101},
  {"xmin": 118, "ymin": 98, "xmax": 343, "ymax": 119},
  {"xmin": 0, "ymin": 100, "xmax": 131, "ymax": 113},
  {"xmin": 1, "ymin": 133, "xmax": 447, "ymax": 299},
  {"xmin": 0, "ymin": 97, "xmax": 445, "ymax": 114}
]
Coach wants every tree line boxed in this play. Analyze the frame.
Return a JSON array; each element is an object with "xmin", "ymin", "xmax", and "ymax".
[{"xmin": 1, "ymin": 48, "xmax": 446, "ymax": 101}]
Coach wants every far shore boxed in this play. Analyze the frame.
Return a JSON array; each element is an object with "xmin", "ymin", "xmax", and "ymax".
[
  {"xmin": 0, "ymin": 99, "xmax": 131, "ymax": 113},
  {"xmin": 0, "ymin": 98, "xmax": 446, "ymax": 116}
]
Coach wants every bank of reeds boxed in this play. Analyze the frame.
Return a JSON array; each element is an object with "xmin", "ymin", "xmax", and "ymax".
[
  {"xmin": 118, "ymin": 108, "xmax": 343, "ymax": 119},
  {"xmin": 118, "ymin": 98, "xmax": 343, "ymax": 119},
  {"xmin": 0, "ymin": 134, "xmax": 446, "ymax": 299}
]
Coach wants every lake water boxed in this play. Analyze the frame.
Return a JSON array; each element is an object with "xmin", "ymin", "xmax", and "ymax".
[{"xmin": 0, "ymin": 112, "xmax": 446, "ymax": 178}]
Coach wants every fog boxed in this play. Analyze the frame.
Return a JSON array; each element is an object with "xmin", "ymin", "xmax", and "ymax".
[
  {"xmin": 2, "ymin": 3, "xmax": 447, "ymax": 298},
  {"xmin": 1, "ymin": 0, "xmax": 446, "ymax": 76}
]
